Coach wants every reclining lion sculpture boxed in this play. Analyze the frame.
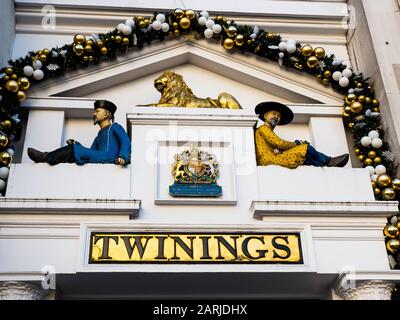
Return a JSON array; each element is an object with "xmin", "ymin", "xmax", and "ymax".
[{"xmin": 144, "ymin": 71, "xmax": 242, "ymax": 109}]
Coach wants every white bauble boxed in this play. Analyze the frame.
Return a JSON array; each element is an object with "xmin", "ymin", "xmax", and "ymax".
[
  {"xmin": 0, "ymin": 179, "xmax": 6, "ymax": 192},
  {"xmin": 152, "ymin": 20, "xmax": 162, "ymax": 31},
  {"xmin": 253, "ymin": 26, "xmax": 259, "ymax": 35},
  {"xmin": 205, "ymin": 19, "xmax": 215, "ymax": 29},
  {"xmin": 250, "ymin": 33, "xmax": 257, "ymax": 39},
  {"xmin": 368, "ymin": 130, "xmax": 379, "ymax": 140},
  {"xmin": 33, "ymin": 69, "xmax": 44, "ymax": 80},
  {"xmin": 365, "ymin": 166, "xmax": 375, "ymax": 176},
  {"xmin": 122, "ymin": 25, "xmax": 132, "ymax": 35},
  {"xmin": 32, "ymin": 60, "xmax": 42, "ymax": 70},
  {"xmin": 23, "ymin": 65, "xmax": 34, "ymax": 77},
  {"xmin": 212, "ymin": 24, "xmax": 222, "ymax": 34},
  {"xmin": 342, "ymin": 68, "xmax": 353, "ymax": 78},
  {"xmin": 371, "ymin": 174, "xmax": 378, "ymax": 182},
  {"xmin": 391, "ymin": 216, "xmax": 398, "ymax": 225},
  {"xmin": 200, "ymin": 11, "xmax": 209, "ymax": 18},
  {"xmin": 286, "ymin": 44, "xmax": 297, "ymax": 54},
  {"xmin": 117, "ymin": 23, "xmax": 125, "ymax": 33},
  {"xmin": 161, "ymin": 22, "xmax": 170, "ymax": 32},
  {"xmin": 125, "ymin": 18, "xmax": 135, "ymax": 28},
  {"xmin": 6, "ymin": 148, "xmax": 14, "ymax": 156},
  {"xmin": 339, "ymin": 77, "xmax": 349, "ymax": 87},
  {"xmin": 156, "ymin": 14, "xmax": 166, "ymax": 23},
  {"xmin": 278, "ymin": 41, "xmax": 287, "ymax": 52},
  {"xmin": 371, "ymin": 138, "xmax": 383, "ymax": 149},
  {"xmin": 287, "ymin": 38, "xmax": 296, "ymax": 46},
  {"xmin": 198, "ymin": 16, "xmax": 207, "ymax": 26},
  {"xmin": 0, "ymin": 167, "xmax": 9, "ymax": 179},
  {"xmin": 204, "ymin": 28, "xmax": 214, "ymax": 39},
  {"xmin": 361, "ymin": 136, "xmax": 372, "ymax": 147},
  {"xmin": 375, "ymin": 165, "xmax": 387, "ymax": 175},
  {"xmin": 278, "ymin": 52, "xmax": 285, "ymax": 58},
  {"xmin": 348, "ymin": 88, "xmax": 355, "ymax": 94},
  {"xmin": 332, "ymin": 71, "xmax": 342, "ymax": 81}
]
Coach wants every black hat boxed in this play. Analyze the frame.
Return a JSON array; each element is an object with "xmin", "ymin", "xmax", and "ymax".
[
  {"xmin": 94, "ymin": 100, "xmax": 117, "ymax": 115},
  {"xmin": 255, "ymin": 102, "xmax": 294, "ymax": 126}
]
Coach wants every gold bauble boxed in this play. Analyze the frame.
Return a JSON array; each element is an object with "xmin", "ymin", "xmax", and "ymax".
[
  {"xmin": 314, "ymin": 47, "xmax": 326, "ymax": 59},
  {"xmin": 365, "ymin": 97, "xmax": 372, "ymax": 105},
  {"xmin": 345, "ymin": 93, "xmax": 357, "ymax": 104},
  {"xmin": 322, "ymin": 78, "xmax": 330, "ymax": 86},
  {"xmin": 357, "ymin": 95, "xmax": 366, "ymax": 103},
  {"xmin": 17, "ymin": 90, "xmax": 26, "ymax": 102},
  {"xmin": 316, "ymin": 74, "xmax": 323, "ymax": 81},
  {"xmin": 371, "ymin": 181, "xmax": 377, "ymax": 189},
  {"xmin": 73, "ymin": 44, "xmax": 84, "ymax": 56},
  {"xmin": 39, "ymin": 54, "xmax": 47, "ymax": 62},
  {"xmin": 350, "ymin": 101, "xmax": 363, "ymax": 113},
  {"xmin": 223, "ymin": 38, "xmax": 235, "ymax": 50},
  {"xmin": 374, "ymin": 157, "xmax": 382, "ymax": 165},
  {"xmin": 0, "ymin": 151, "xmax": 11, "ymax": 166},
  {"xmin": 344, "ymin": 106, "xmax": 352, "ymax": 113},
  {"xmin": 174, "ymin": 8, "xmax": 185, "ymax": 19},
  {"xmin": 88, "ymin": 56, "xmax": 93, "ymax": 62},
  {"xmin": 83, "ymin": 56, "xmax": 89, "ymax": 62},
  {"xmin": 43, "ymin": 48, "xmax": 50, "ymax": 55},
  {"xmin": 348, "ymin": 122, "xmax": 354, "ymax": 129},
  {"xmin": 356, "ymin": 82, "xmax": 363, "ymax": 89},
  {"xmin": 86, "ymin": 40, "xmax": 93, "ymax": 46},
  {"xmin": 138, "ymin": 20, "xmax": 146, "ymax": 29},
  {"xmin": 357, "ymin": 154, "xmax": 365, "ymax": 161},
  {"xmin": 185, "ymin": 9, "xmax": 196, "ymax": 20},
  {"xmin": 3, "ymin": 75, "xmax": 10, "ymax": 82},
  {"xmin": 5, "ymin": 80, "xmax": 19, "ymax": 93},
  {"xmin": 368, "ymin": 151, "xmax": 377, "ymax": 159},
  {"xmin": 235, "ymin": 34, "xmax": 245, "ymax": 46},
  {"xmin": 384, "ymin": 225, "xmax": 399, "ymax": 238},
  {"xmin": 374, "ymin": 187, "xmax": 381, "ymax": 196},
  {"xmin": 306, "ymin": 56, "xmax": 319, "ymax": 68},
  {"xmin": 372, "ymin": 99, "xmax": 380, "ymax": 107},
  {"xmin": 266, "ymin": 32, "xmax": 277, "ymax": 40},
  {"xmin": 227, "ymin": 26, "xmax": 238, "ymax": 38},
  {"xmin": 179, "ymin": 17, "xmax": 191, "ymax": 29},
  {"xmin": 172, "ymin": 22, "xmax": 179, "ymax": 29},
  {"xmin": 144, "ymin": 19, "xmax": 150, "ymax": 26},
  {"xmin": 342, "ymin": 111, "xmax": 350, "ymax": 118},
  {"xmin": 84, "ymin": 45, "xmax": 92, "ymax": 52},
  {"xmin": 10, "ymin": 74, "xmax": 18, "ymax": 80},
  {"xmin": 392, "ymin": 179, "xmax": 400, "ymax": 191},
  {"xmin": 377, "ymin": 174, "xmax": 392, "ymax": 187},
  {"xmin": 18, "ymin": 77, "xmax": 30, "ymax": 90},
  {"xmin": 96, "ymin": 40, "xmax": 104, "ymax": 47},
  {"xmin": 372, "ymin": 107, "xmax": 380, "ymax": 113},
  {"xmin": 0, "ymin": 120, "xmax": 12, "ymax": 130},
  {"xmin": 0, "ymin": 133, "xmax": 8, "ymax": 148},
  {"xmin": 294, "ymin": 63, "xmax": 303, "ymax": 70},
  {"xmin": 382, "ymin": 188, "xmax": 396, "ymax": 200},
  {"xmin": 354, "ymin": 148, "xmax": 361, "ymax": 155},
  {"xmin": 122, "ymin": 37, "xmax": 129, "ymax": 45},
  {"xmin": 386, "ymin": 239, "xmax": 400, "ymax": 254},
  {"xmin": 5, "ymin": 68, "xmax": 14, "ymax": 76},
  {"xmin": 115, "ymin": 36, "xmax": 122, "ymax": 44},
  {"xmin": 364, "ymin": 158, "xmax": 373, "ymax": 166},
  {"xmin": 174, "ymin": 29, "xmax": 180, "ymax": 36},
  {"xmin": 100, "ymin": 47, "xmax": 108, "ymax": 55},
  {"xmin": 300, "ymin": 45, "xmax": 313, "ymax": 57},
  {"xmin": 323, "ymin": 70, "xmax": 332, "ymax": 79},
  {"xmin": 74, "ymin": 34, "xmax": 86, "ymax": 44}
]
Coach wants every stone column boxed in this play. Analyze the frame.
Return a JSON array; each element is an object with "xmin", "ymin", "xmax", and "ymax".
[
  {"xmin": 0, "ymin": 281, "xmax": 51, "ymax": 300},
  {"xmin": 336, "ymin": 280, "xmax": 395, "ymax": 300}
]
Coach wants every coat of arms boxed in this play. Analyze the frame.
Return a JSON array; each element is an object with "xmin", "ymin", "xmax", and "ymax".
[{"xmin": 169, "ymin": 146, "xmax": 222, "ymax": 197}]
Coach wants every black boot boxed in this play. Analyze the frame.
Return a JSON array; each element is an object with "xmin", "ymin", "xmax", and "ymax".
[
  {"xmin": 327, "ymin": 154, "xmax": 349, "ymax": 167},
  {"xmin": 27, "ymin": 148, "xmax": 48, "ymax": 163}
]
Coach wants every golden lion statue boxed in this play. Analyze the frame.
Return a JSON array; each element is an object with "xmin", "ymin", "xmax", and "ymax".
[{"xmin": 144, "ymin": 71, "xmax": 242, "ymax": 109}]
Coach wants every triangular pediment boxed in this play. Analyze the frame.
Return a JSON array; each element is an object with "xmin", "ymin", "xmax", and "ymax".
[{"xmin": 26, "ymin": 38, "xmax": 343, "ymax": 108}]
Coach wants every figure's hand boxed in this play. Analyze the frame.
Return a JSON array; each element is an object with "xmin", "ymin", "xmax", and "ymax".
[
  {"xmin": 273, "ymin": 149, "xmax": 281, "ymax": 155},
  {"xmin": 66, "ymin": 139, "xmax": 75, "ymax": 145},
  {"xmin": 115, "ymin": 157, "xmax": 126, "ymax": 166}
]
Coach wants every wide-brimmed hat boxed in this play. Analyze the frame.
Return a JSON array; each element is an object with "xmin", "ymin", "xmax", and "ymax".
[
  {"xmin": 255, "ymin": 102, "xmax": 294, "ymax": 125},
  {"xmin": 94, "ymin": 100, "xmax": 117, "ymax": 115}
]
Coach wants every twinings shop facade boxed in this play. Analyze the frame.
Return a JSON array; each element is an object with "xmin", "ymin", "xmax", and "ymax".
[{"xmin": 1, "ymin": 0, "xmax": 400, "ymax": 300}]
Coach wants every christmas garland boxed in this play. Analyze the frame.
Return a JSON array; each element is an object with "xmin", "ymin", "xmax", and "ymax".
[{"xmin": 1, "ymin": 8, "xmax": 400, "ymax": 267}]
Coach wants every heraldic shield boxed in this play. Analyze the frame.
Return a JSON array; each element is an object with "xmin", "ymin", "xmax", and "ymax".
[{"xmin": 169, "ymin": 146, "xmax": 222, "ymax": 197}]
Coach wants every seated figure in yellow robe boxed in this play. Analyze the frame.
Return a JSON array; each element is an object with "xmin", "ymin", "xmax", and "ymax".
[{"xmin": 254, "ymin": 102, "xmax": 349, "ymax": 169}]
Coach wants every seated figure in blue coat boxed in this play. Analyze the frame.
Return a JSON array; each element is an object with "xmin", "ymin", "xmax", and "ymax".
[{"xmin": 27, "ymin": 100, "xmax": 131, "ymax": 166}]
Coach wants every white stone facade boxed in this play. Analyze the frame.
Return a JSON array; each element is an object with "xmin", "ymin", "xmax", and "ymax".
[{"xmin": 1, "ymin": 0, "xmax": 400, "ymax": 299}]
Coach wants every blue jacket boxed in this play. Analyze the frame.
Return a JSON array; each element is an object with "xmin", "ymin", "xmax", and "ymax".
[{"xmin": 73, "ymin": 123, "xmax": 131, "ymax": 165}]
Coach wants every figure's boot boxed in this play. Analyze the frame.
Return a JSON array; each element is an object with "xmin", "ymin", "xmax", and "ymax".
[
  {"xmin": 27, "ymin": 148, "xmax": 48, "ymax": 163},
  {"xmin": 327, "ymin": 154, "xmax": 349, "ymax": 167}
]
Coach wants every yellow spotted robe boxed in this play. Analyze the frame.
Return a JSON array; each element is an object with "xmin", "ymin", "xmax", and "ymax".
[{"xmin": 255, "ymin": 125, "xmax": 308, "ymax": 169}]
